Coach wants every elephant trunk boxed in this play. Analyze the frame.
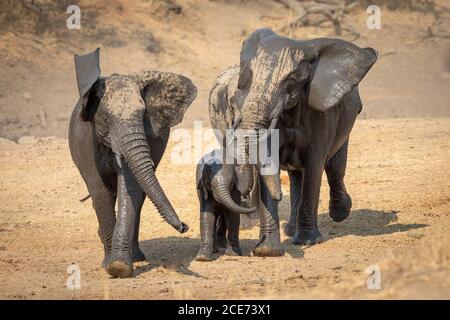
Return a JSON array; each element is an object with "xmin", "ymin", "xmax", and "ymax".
[
  {"xmin": 214, "ymin": 177, "xmax": 256, "ymax": 215},
  {"xmin": 235, "ymin": 136, "xmax": 254, "ymax": 196},
  {"xmin": 115, "ymin": 120, "xmax": 188, "ymax": 233},
  {"xmin": 238, "ymin": 102, "xmax": 282, "ymax": 201}
]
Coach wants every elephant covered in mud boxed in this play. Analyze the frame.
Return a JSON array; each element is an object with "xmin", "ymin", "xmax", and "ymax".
[
  {"xmin": 69, "ymin": 49, "xmax": 197, "ymax": 278},
  {"xmin": 195, "ymin": 150, "xmax": 256, "ymax": 261},
  {"xmin": 209, "ymin": 28, "xmax": 377, "ymax": 256}
]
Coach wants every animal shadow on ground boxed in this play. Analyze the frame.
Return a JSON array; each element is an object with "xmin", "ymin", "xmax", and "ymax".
[
  {"xmin": 135, "ymin": 237, "xmax": 263, "ymax": 277},
  {"xmin": 279, "ymin": 193, "xmax": 428, "ymax": 244}
]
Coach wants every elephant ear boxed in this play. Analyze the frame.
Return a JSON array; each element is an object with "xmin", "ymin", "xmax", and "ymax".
[
  {"xmin": 133, "ymin": 71, "xmax": 198, "ymax": 136},
  {"xmin": 74, "ymin": 48, "xmax": 101, "ymax": 120},
  {"xmin": 238, "ymin": 28, "xmax": 276, "ymax": 89},
  {"xmin": 308, "ymin": 40, "xmax": 377, "ymax": 112}
]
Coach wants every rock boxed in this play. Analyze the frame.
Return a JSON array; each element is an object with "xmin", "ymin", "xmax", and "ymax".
[
  {"xmin": 23, "ymin": 92, "xmax": 32, "ymax": 101},
  {"xmin": 18, "ymin": 136, "xmax": 36, "ymax": 145},
  {"xmin": 0, "ymin": 137, "xmax": 16, "ymax": 145}
]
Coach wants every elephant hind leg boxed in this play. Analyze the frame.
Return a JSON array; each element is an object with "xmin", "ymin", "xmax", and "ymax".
[
  {"xmin": 326, "ymin": 140, "xmax": 352, "ymax": 222},
  {"xmin": 214, "ymin": 212, "xmax": 227, "ymax": 252},
  {"xmin": 71, "ymin": 143, "xmax": 116, "ymax": 269},
  {"xmin": 284, "ymin": 170, "xmax": 302, "ymax": 237}
]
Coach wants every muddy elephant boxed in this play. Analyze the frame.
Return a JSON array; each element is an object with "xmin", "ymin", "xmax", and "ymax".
[
  {"xmin": 69, "ymin": 49, "xmax": 197, "ymax": 277},
  {"xmin": 209, "ymin": 29, "xmax": 377, "ymax": 256},
  {"xmin": 195, "ymin": 150, "xmax": 256, "ymax": 261}
]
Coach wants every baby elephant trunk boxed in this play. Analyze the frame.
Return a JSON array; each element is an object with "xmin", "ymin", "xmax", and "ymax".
[{"xmin": 214, "ymin": 177, "xmax": 256, "ymax": 215}]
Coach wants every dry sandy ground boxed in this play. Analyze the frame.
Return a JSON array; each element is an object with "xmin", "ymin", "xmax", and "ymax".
[{"xmin": 0, "ymin": 117, "xmax": 449, "ymax": 299}]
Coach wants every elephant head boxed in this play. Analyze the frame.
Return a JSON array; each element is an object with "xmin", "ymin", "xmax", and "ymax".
[
  {"xmin": 211, "ymin": 164, "xmax": 256, "ymax": 215},
  {"xmin": 233, "ymin": 28, "xmax": 377, "ymax": 200},
  {"xmin": 74, "ymin": 48, "xmax": 197, "ymax": 234}
]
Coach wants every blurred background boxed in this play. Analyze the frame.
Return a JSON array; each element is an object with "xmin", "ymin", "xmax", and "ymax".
[{"xmin": 0, "ymin": 0, "xmax": 449, "ymax": 141}]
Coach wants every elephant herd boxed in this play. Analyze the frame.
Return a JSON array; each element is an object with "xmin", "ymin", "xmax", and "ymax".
[{"xmin": 69, "ymin": 28, "xmax": 377, "ymax": 278}]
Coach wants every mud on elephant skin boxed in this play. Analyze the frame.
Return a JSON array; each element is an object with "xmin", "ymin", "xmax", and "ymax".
[
  {"xmin": 195, "ymin": 150, "xmax": 256, "ymax": 261},
  {"xmin": 209, "ymin": 28, "xmax": 377, "ymax": 254},
  {"xmin": 68, "ymin": 48, "xmax": 197, "ymax": 278}
]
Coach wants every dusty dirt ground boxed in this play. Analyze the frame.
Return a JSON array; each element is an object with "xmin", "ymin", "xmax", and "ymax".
[
  {"xmin": 0, "ymin": 118, "xmax": 449, "ymax": 299},
  {"xmin": 0, "ymin": 0, "xmax": 450, "ymax": 299}
]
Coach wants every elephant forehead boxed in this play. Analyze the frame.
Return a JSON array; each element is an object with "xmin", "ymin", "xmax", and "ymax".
[
  {"xmin": 102, "ymin": 75, "xmax": 145, "ymax": 120},
  {"xmin": 250, "ymin": 46, "xmax": 304, "ymax": 97}
]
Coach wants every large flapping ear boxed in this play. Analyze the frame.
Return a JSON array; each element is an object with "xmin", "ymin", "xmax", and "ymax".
[
  {"xmin": 132, "ymin": 71, "xmax": 198, "ymax": 136},
  {"xmin": 238, "ymin": 28, "xmax": 277, "ymax": 89},
  {"xmin": 74, "ymin": 48, "xmax": 101, "ymax": 120},
  {"xmin": 307, "ymin": 39, "xmax": 377, "ymax": 112}
]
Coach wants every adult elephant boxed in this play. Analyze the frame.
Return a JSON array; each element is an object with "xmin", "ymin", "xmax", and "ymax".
[
  {"xmin": 209, "ymin": 29, "xmax": 377, "ymax": 256},
  {"xmin": 69, "ymin": 49, "xmax": 197, "ymax": 277}
]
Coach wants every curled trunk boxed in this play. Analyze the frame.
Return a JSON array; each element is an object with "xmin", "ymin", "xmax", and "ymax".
[
  {"xmin": 214, "ymin": 182, "xmax": 256, "ymax": 215},
  {"xmin": 114, "ymin": 120, "xmax": 188, "ymax": 233}
]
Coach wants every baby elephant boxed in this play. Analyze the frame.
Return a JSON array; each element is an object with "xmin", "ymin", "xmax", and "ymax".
[{"xmin": 195, "ymin": 150, "xmax": 256, "ymax": 261}]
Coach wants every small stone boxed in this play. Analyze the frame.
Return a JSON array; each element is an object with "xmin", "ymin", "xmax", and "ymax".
[
  {"xmin": 18, "ymin": 136, "xmax": 36, "ymax": 145},
  {"xmin": 0, "ymin": 137, "xmax": 16, "ymax": 145}
]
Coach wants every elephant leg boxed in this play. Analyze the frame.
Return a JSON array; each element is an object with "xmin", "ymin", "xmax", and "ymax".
[
  {"xmin": 284, "ymin": 170, "xmax": 302, "ymax": 237},
  {"xmin": 131, "ymin": 191, "xmax": 145, "ymax": 262},
  {"xmin": 107, "ymin": 162, "xmax": 144, "ymax": 278},
  {"xmin": 71, "ymin": 139, "xmax": 116, "ymax": 268},
  {"xmin": 196, "ymin": 201, "xmax": 216, "ymax": 262},
  {"xmin": 293, "ymin": 151, "xmax": 326, "ymax": 245},
  {"xmin": 225, "ymin": 189, "xmax": 242, "ymax": 256},
  {"xmin": 85, "ymin": 176, "xmax": 116, "ymax": 269},
  {"xmin": 253, "ymin": 175, "xmax": 284, "ymax": 257},
  {"xmin": 214, "ymin": 212, "xmax": 227, "ymax": 252},
  {"xmin": 326, "ymin": 140, "xmax": 352, "ymax": 222},
  {"xmin": 224, "ymin": 210, "xmax": 242, "ymax": 256}
]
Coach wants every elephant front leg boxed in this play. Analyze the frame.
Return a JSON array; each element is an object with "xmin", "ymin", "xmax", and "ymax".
[
  {"xmin": 293, "ymin": 154, "xmax": 325, "ymax": 245},
  {"xmin": 107, "ymin": 161, "xmax": 144, "ymax": 278},
  {"xmin": 284, "ymin": 170, "xmax": 302, "ymax": 237},
  {"xmin": 253, "ymin": 175, "xmax": 284, "ymax": 257},
  {"xmin": 196, "ymin": 202, "xmax": 216, "ymax": 262},
  {"xmin": 326, "ymin": 140, "xmax": 352, "ymax": 222},
  {"xmin": 131, "ymin": 194, "xmax": 146, "ymax": 262}
]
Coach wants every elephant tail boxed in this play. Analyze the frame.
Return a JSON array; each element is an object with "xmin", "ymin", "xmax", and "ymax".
[{"xmin": 79, "ymin": 194, "xmax": 91, "ymax": 202}]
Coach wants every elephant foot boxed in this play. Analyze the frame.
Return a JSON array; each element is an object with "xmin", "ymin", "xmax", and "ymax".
[
  {"xmin": 253, "ymin": 235, "xmax": 284, "ymax": 257},
  {"xmin": 329, "ymin": 192, "xmax": 352, "ymax": 222},
  {"xmin": 106, "ymin": 256, "xmax": 134, "ymax": 278},
  {"xmin": 225, "ymin": 245, "xmax": 242, "ymax": 256},
  {"xmin": 132, "ymin": 247, "xmax": 146, "ymax": 262},
  {"xmin": 213, "ymin": 237, "xmax": 227, "ymax": 253},
  {"xmin": 293, "ymin": 229, "xmax": 323, "ymax": 245},
  {"xmin": 101, "ymin": 255, "xmax": 111, "ymax": 270},
  {"xmin": 283, "ymin": 218, "xmax": 297, "ymax": 237},
  {"xmin": 195, "ymin": 246, "xmax": 214, "ymax": 262}
]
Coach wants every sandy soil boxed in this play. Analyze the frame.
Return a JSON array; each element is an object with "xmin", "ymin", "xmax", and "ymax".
[{"xmin": 0, "ymin": 118, "xmax": 449, "ymax": 299}]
